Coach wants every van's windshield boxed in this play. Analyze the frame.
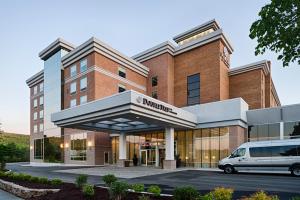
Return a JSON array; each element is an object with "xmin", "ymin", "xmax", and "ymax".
[{"xmin": 230, "ymin": 148, "xmax": 246, "ymax": 158}]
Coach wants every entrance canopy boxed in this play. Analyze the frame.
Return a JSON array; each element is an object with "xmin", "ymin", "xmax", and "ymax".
[{"xmin": 51, "ymin": 90, "xmax": 197, "ymax": 133}]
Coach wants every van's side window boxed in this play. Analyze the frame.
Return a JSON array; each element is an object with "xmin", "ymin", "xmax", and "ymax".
[
  {"xmin": 230, "ymin": 148, "xmax": 246, "ymax": 158},
  {"xmin": 250, "ymin": 145, "xmax": 299, "ymax": 157}
]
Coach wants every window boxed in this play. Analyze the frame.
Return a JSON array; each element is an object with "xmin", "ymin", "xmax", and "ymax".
[
  {"xmin": 70, "ymin": 99, "xmax": 77, "ymax": 108},
  {"xmin": 39, "ymin": 123, "xmax": 44, "ymax": 132},
  {"xmin": 284, "ymin": 121, "xmax": 300, "ymax": 139},
  {"xmin": 33, "ymin": 99, "xmax": 37, "ymax": 108},
  {"xmin": 39, "ymin": 96, "xmax": 44, "ymax": 106},
  {"xmin": 187, "ymin": 73, "xmax": 200, "ymax": 105},
  {"xmin": 39, "ymin": 110, "xmax": 44, "ymax": 119},
  {"xmin": 249, "ymin": 146, "xmax": 299, "ymax": 157},
  {"xmin": 70, "ymin": 82, "xmax": 77, "ymax": 94},
  {"xmin": 152, "ymin": 91, "xmax": 158, "ymax": 99},
  {"xmin": 80, "ymin": 95, "xmax": 87, "ymax": 104},
  {"xmin": 104, "ymin": 152, "xmax": 109, "ymax": 164},
  {"xmin": 250, "ymin": 147, "xmax": 272, "ymax": 157},
  {"xmin": 70, "ymin": 65, "xmax": 77, "ymax": 77},
  {"xmin": 80, "ymin": 59, "xmax": 87, "ymax": 72},
  {"xmin": 118, "ymin": 84, "xmax": 126, "ymax": 93},
  {"xmin": 33, "ymin": 125, "xmax": 38, "ymax": 133},
  {"xmin": 230, "ymin": 148, "xmax": 246, "ymax": 158},
  {"xmin": 34, "ymin": 139, "xmax": 43, "ymax": 159},
  {"xmin": 118, "ymin": 67, "xmax": 126, "ymax": 78},
  {"xmin": 248, "ymin": 123, "xmax": 280, "ymax": 141},
  {"xmin": 33, "ymin": 86, "xmax": 38, "ymax": 95},
  {"xmin": 70, "ymin": 133, "xmax": 87, "ymax": 161},
  {"xmin": 33, "ymin": 112, "xmax": 38, "ymax": 120},
  {"xmin": 39, "ymin": 82, "xmax": 44, "ymax": 92},
  {"xmin": 152, "ymin": 76, "xmax": 158, "ymax": 87},
  {"xmin": 80, "ymin": 77, "xmax": 87, "ymax": 90}
]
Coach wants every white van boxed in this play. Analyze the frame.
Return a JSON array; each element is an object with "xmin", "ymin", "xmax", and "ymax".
[{"xmin": 218, "ymin": 139, "xmax": 300, "ymax": 176}]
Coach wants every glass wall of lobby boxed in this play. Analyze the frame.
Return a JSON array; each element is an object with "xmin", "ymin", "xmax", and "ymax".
[{"xmin": 111, "ymin": 127, "xmax": 235, "ymax": 168}]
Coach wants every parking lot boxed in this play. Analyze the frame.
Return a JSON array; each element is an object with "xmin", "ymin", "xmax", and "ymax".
[{"xmin": 6, "ymin": 163, "xmax": 300, "ymax": 199}]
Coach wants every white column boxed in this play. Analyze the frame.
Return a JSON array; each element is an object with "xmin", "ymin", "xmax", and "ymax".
[
  {"xmin": 165, "ymin": 127, "xmax": 174, "ymax": 160},
  {"xmin": 119, "ymin": 133, "xmax": 127, "ymax": 160},
  {"xmin": 280, "ymin": 122, "xmax": 284, "ymax": 140},
  {"xmin": 155, "ymin": 145, "xmax": 159, "ymax": 167}
]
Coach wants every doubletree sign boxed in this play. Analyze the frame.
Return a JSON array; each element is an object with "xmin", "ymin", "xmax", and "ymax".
[{"xmin": 136, "ymin": 96, "xmax": 177, "ymax": 115}]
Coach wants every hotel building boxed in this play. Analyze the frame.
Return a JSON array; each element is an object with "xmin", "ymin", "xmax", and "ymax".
[{"xmin": 26, "ymin": 20, "xmax": 300, "ymax": 169}]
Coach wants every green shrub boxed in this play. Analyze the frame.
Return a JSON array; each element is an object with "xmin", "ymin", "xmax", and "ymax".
[
  {"xmin": 147, "ymin": 185, "xmax": 161, "ymax": 197},
  {"xmin": 102, "ymin": 174, "xmax": 117, "ymax": 186},
  {"xmin": 0, "ymin": 171, "xmax": 6, "ymax": 177},
  {"xmin": 82, "ymin": 184, "xmax": 95, "ymax": 198},
  {"xmin": 50, "ymin": 178, "xmax": 63, "ymax": 186},
  {"xmin": 174, "ymin": 186, "xmax": 200, "ymax": 200},
  {"xmin": 23, "ymin": 174, "xmax": 32, "ymax": 181},
  {"xmin": 291, "ymin": 197, "xmax": 300, "ymax": 200},
  {"xmin": 202, "ymin": 187, "xmax": 233, "ymax": 200},
  {"xmin": 76, "ymin": 174, "xmax": 88, "ymax": 188},
  {"xmin": 241, "ymin": 191, "xmax": 279, "ymax": 200},
  {"xmin": 29, "ymin": 176, "xmax": 40, "ymax": 183},
  {"xmin": 138, "ymin": 194, "xmax": 150, "ymax": 200},
  {"xmin": 109, "ymin": 181, "xmax": 129, "ymax": 200},
  {"xmin": 38, "ymin": 177, "xmax": 49, "ymax": 184},
  {"xmin": 131, "ymin": 183, "xmax": 145, "ymax": 192}
]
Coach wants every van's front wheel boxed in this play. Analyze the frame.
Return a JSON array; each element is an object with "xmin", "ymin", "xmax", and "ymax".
[
  {"xmin": 291, "ymin": 166, "xmax": 300, "ymax": 177},
  {"xmin": 224, "ymin": 165, "xmax": 234, "ymax": 174}
]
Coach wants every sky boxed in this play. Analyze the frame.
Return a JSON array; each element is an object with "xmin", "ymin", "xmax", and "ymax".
[{"xmin": 0, "ymin": 0, "xmax": 299, "ymax": 135}]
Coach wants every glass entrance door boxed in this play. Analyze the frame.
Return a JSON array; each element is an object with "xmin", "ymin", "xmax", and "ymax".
[
  {"xmin": 140, "ymin": 149, "xmax": 156, "ymax": 166},
  {"xmin": 141, "ymin": 150, "xmax": 147, "ymax": 166}
]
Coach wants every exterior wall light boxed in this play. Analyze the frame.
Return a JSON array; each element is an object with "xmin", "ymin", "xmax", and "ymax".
[
  {"xmin": 87, "ymin": 141, "xmax": 93, "ymax": 147},
  {"xmin": 30, "ymin": 146, "xmax": 33, "ymax": 150},
  {"xmin": 60, "ymin": 143, "xmax": 64, "ymax": 148},
  {"xmin": 65, "ymin": 143, "xmax": 69, "ymax": 148}
]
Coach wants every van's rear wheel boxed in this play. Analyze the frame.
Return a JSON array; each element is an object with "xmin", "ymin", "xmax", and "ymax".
[
  {"xmin": 291, "ymin": 166, "xmax": 300, "ymax": 177},
  {"xmin": 224, "ymin": 165, "xmax": 234, "ymax": 174}
]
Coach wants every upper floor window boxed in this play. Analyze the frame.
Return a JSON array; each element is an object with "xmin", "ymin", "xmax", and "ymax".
[
  {"xmin": 80, "ymin": 95, "xmax": 87, "ymax": 105},
  {"xmin": 70, "ymin": 65, "xmax": 77, "ymax": 77},
  {"xmin": 33, "ymin": 99, "xmax": 38, "ymax": 108},
  {"xmin": 152, "ymin": 91, "xmax": 158, "ymax": 99},
  {"xmin": 80, "ymin": 59, "xmax": 87, "ymax": 72},
  {"xmin": 80, "ymin": 77, "xmax": 87, "ymax": 90},
  {"xmin": 39, "ymin": 96, "xmax": 44, "ymax": 106},
  {"xmin": 33, "ymin": 125, "xmax": 38, "ymax": 133},
  {"xmin": 33, "ymin": 86, "xmax": 38, "ymax": 95},
  {"xmin": 118, "ymin": 84, "xmax": 126, "ymax": 93},
  {"xmin": 187, "ymin": 73, "xmax": 200, "ymax": 105},
  {"xmin": 118, "ymin": 67, "xmax": 126, "ymax": 78},
  {"xmin": 152, "ymin": 76, "xmax": 158, "ymax": 87},
  {"xmin": 39, "ymin": 82, "xmax": 44, "ymax": 92},
  {"xmin": 70, "ymin": 82, "xmax": 77, "ymax": 94},
  {"xmin": 39, "ymin": 123, "xmax": 44, "ymax": 132},
  {"xmin": 33, "ymin": 112, "xmax": 38, "ymax": 121},
  {"xmin": 70, "ymin": 98, "xmax": 77, "ymax": 108},
  {"xmin": 39, "ymin": 110, "xmax": 44, "ymax": 119}
]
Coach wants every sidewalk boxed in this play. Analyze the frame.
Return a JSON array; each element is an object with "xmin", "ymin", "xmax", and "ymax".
[{"xmin": 0, "ymin": 189, "xmax": 22, "ymax": 200}]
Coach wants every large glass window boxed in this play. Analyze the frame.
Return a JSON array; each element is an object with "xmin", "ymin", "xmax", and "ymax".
[
  {"xmin": 39, "ymin": 82, "xmax": 44, "ymax": 92},
  {"xmin": 248, "ymin": 123, "xmax": 280, "ymax": 141},
  {"xmin": 39, "ymin": 110, "xmax": 44, "ymax": 119},
  {"xmin": 33, "ymin": 99, "xmax": 37, "ymax": 108},
  {"xmin": 284, "ymin": 121, "xmax": 300, "ymax": 139},
  {"xmin": 33, "ymin": 125, "xmax": 38, "ymax": 133},
  {"xmin": 70, "ymin": 133, "xmax": 87, "ymax": 161},
  {"xmin": 152, "ymin": 76, "xmax": 158, "ymax": 87},
  {"xmin": 33, "ymin": 86, "xmax": 38, "ymax": 95},
  {"xmin": 33, "ymin": 112, "xmax": 38, "ymax": 120},
  {"xmin": 70, "ymin": 82, "xmax": 77, "ymax": 94},
  {"xmin": 80, "ymin": 95, "xmax": 87, "ymax": 105},
  {"xmin": 34, "ymin": 139, "xmax": 43, "ymax": 159},
  {"xmin": 39, "ymin": 96, "xmax": 44, "ymax": 106},
  {"xmin": 80, "ymin": 59, "xmax": 87, "ymax": 72},
  {"xmin": 39, "ymin": 123, "xmax": 44, "ymax": 132},
  {"xmin": 187, "ymin": 73, "xmax": 200, "ymax": 105},
  {"xmin": 70, "ymin": 99, "xmax": 76, "ymax": 108},
  {"xmin": 118, "ymin": 67, "xmax": 126, "ymax": 78},
  {"xmin": 80, "ymin": 77, "xmax": 87, "ymax": 90},
  {"xmin": 250, "ymin": 146, "xmax": 299, "ymax": 157}
]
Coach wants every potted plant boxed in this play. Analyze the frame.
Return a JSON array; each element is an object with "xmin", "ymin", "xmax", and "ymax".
[
  {"xmin": 175, "ymin": 154, "xmax": 181, "ymax": 168},
  {"xmin": 133, "ymin": 154, "xmax": 138, "ymax": 166}
]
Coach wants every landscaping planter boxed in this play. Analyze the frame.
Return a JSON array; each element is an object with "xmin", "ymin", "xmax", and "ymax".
[{"xmin": 0, "ymin": 178, "xmax": 59, "ymax": 199}]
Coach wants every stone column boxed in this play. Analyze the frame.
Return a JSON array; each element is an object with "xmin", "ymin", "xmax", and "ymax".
[
  {"xmin": 163, "ymin": 127, "xmax": 176, "ymax": 169},
  {"xmin": 117, "ymin": 133, "xmax": 127, "ymax": 167},
  {"xmin": 280, "ymin": 122, "xmax": 284, "ymax": 140}
]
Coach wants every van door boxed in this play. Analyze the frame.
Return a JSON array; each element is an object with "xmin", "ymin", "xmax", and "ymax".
[
  {"xmin": 228, "ymin": 148, "xmax": 249, "ymax": 171},
  {"xmin": 248, "ymin": 146, "xmax": 273, "ymax": 171}
]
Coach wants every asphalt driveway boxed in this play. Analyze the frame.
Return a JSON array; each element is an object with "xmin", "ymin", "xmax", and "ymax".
[{"xmin": 6, "ymin": 163, "xmax": 300, "ymax": 199}]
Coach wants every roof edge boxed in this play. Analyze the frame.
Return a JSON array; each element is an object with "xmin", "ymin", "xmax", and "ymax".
[
  {"xmin": 39, "ymin": 38, "xmax": 75, "ymax": 61},
  {"xmin": 26, "ymin": 70, "xmax": 44, "ymax": 87}
]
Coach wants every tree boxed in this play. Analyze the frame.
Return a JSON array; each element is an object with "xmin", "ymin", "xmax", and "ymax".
[{"xmin": 249, "ymin": 0, "xmax": 300, "ymax": 67}]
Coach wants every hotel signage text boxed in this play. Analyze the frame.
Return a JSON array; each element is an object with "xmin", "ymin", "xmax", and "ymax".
[{"xmin": 136, "ymin": 96, "xmax": 177, "ymax": 115}]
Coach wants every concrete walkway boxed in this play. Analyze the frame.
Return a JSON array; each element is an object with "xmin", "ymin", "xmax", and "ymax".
[
  {"xmin": 55, "ymin": 166, "xmax": 188, "ymax": 178},
  {"xmin": 0, "ymin": 189, "xmax": 22, "ymax": 200}
]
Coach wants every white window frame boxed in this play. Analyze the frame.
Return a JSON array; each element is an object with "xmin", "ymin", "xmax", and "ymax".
[
  {"xmin": 118, "ymin": 84, "xmax": 126, "ymax": 93},
  {"xmin": 39, "ymin": 110, "xmax": 44, "ymax": 119},
  {"xmin": 33, "ymin": 86, "xmax": 38, "ymax": 95},
  {"xmin": 39, "ymin": 82, "xmax": 44, "ymax": 92},
  {"xmin": 70, "ymin": 65, "xmax": 77, "ymax": 77},
  {"xmin": 80, "ymin": 95, "xmax": 87, "ymax": 105},
  {"xmin": 33, "ymin": 99, "xmax": 37, "ymax": 108},
  {"xmin": 70, "ymin": 82, "xmax": 77, "ymax": 94},
  {"xmin": 39, "ymin": 96, "xmax": 44, "ymax": 106},
  {"xmin": 70, "ymin": 98, "xmax": 77, "ymax": 108},
  {"xmin": 33, "ymin": 112, "xmax": 38, "ymax": 121},
  {"xmin": 118, "ymin": 67, "xmax": 126, "ymax": 78},
  {"xmin": 80, "ymin": 59, "xmax": 87, "ymax": 72},
  {"xmin": 39, "ymin": 123, "xmax": 44, "ymax": 132},
  {"xmin": 80, "ymin": 77, "xmax": 87, "ymax": 90},
  {"xmin": 33, "ymin": 125, "xmax": 38, "ymax": 133}
]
